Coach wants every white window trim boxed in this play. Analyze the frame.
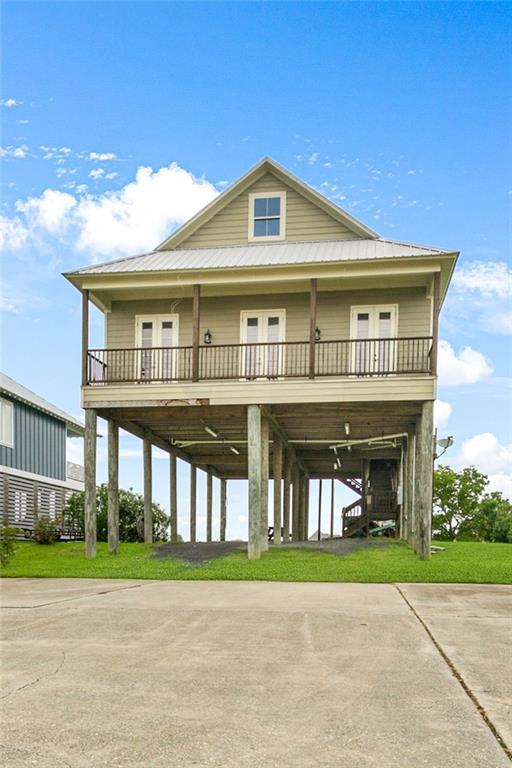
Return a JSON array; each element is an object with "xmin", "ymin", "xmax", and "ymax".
[
  {"xmin": 248, "ymin": 191, "xmax": 286, "ymax": 243},
  {"xmin": 0, "ymin": 397, "xmax": 14, "ymax": 449},
  {"xmin": 239, "ymin": 309, "xmax": 287, "ymax": 380},
  {"xmin": 349, "ymin": 305, "xmax": 399, "ymax": 339},
  {"xmin": 239, "ymin": 309, "xmax": 287, "ymax": 344},
  {"xmin": 135, "ymin": 314, "xmax": 180, "ymax": 347}
]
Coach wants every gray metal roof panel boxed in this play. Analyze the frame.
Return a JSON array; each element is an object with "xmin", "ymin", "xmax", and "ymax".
[{"xmin": 68, "ymin": 238, "xmax": 455, "ymax": 276}]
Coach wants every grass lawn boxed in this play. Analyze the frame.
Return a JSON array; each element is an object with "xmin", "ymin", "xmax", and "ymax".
[{"xmin": 1, "ymin": 539, "xmax": 511, "ymax": 583}]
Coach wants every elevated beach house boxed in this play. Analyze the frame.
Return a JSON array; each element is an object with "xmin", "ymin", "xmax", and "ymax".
[
  {"xmin": 0, "ymin": 372, "xmax": 84, "ymax": 534},
  {"xmin": 64, "ymin": 158, "xmax": 458, "ymax": 559}
]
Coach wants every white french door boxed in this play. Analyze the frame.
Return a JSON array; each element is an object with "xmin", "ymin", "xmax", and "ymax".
[
  {"xmin": 135, "ymin": 314, "xmax": 179, "ymax": 381},
  {"xmin": 240, "ymin": 310, "xmax": 286, "ymax": 378},
  {"xmin": 350, "ymin": 305, "xmax": 398, "ymax": 374}
]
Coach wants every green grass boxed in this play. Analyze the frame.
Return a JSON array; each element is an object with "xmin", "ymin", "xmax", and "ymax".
[{"xmin": 1, "ymin": 539, "xmax": 511, "ymax": 583}]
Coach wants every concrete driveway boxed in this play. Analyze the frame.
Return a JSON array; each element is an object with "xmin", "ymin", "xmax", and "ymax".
[{"xmin": 1, "ymin": 579, "xmax": 510, "ymax": 767}]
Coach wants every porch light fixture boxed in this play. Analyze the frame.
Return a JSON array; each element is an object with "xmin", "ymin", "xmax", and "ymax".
[
  {"xmin": 314, "ymin": 327, "xmax": 321, "ymax": 342},
  {"xmin": 230, "ymin": 446, "xmax": 240, "ymax": 455},
  {"xmin": 203, "ymin": 329, "xmax": 212, "ymax": 345},
  {"xmin": 344, "ymin": 422, "xmax": 350, "ymax": 436},
  {"xmin": 203, "ymin": 425, "xmax": 219, "ymax": 439},
  {"xmin": 435, "ymin": 435, "xmax": 454, "ymax": 460},
  {"xmin": 333, "ymin": 462, "xmax": 338, "ymax": 470}
]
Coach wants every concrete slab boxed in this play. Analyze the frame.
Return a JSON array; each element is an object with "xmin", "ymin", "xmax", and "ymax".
[
  {"xmin": 1, "ymin": 579, "xmax": 509, "ymax": 768},
  {"xmin": 0, "ymin": 577, "xmax": 148, "ymax": 608},
  {"xmin": 399, "ymin": 583, "xmax": 512, "ymax": 755}
]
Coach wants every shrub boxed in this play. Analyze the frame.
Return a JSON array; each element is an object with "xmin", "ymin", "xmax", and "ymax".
[
  {"xmin": 0, "ymin": 524, "xmax": 20, "ymax": 566},
  {"xmin": 33, "ymin": 516, "xmax": 62, "ymax": 544},
  {"xmin": 63, "ymin": 484, "xmax": 170, "ymax": 543}
]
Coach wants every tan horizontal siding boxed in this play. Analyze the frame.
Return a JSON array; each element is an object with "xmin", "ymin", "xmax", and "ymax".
[
  {"xmin": 106, "ymin": 287, "xmax": 431, "ymax": 349},
  {"xmin": 178, "ymin": 172, "xmax": 358, "ymax": 249},
  {"xmin": 82, "ymin": 376, "xmax": 435, "ymax": 408}
]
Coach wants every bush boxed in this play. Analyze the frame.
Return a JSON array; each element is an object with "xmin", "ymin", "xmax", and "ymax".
[
  {"xmin": 63, "ymin": 484, "xmax": 170, "ymax": 543},
  {"xmin": 33, "ymin": 516, "xmax": 62, "ymax": 544},
  {"xmin": 0, "ymin": 524, "xmax": 20, "ymax": 566}
]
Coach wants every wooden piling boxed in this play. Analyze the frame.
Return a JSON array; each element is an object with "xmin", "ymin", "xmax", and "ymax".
[
  {"xmin": 189, "ymin": 464, "xmax": 197, "ymax": 543},
  {"xmin": 170, "ymin": 452, "xmax": 178, "ymax": 543},
  {"xmin": 272, "ymin": 437, "xmax": 283, "ymax": 546},
  {"xmin": 143, "ymin": 436, "xmax": 153, "ymax": 544},
  {"xmin": 84, "ymin": 409, "xmax": 97, "ymax": 559},
  {"xmin": 247, "ymin": 405, "xmax": 262, "ymax": 560},
  {"xmin": 107, "ymin": 420, "xmax": 119, "ymax": 554},
  {"xmin": 220, "ymin": 478, "xmax": 227, "ymax": 541}
]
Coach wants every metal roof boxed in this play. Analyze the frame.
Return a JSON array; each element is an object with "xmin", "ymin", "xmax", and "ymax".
[
  {"xmin": 0, "ymin": 372, "xmax": 85, "ymax": 436},
  {"xmin": 69, "ymin": 238, "xmax": 455, "ymax": 276}
]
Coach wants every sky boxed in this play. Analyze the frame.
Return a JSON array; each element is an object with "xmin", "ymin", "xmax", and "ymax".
[{"xmin": 1, "ymin": 1, "xmax": 511, "ymax": 539}]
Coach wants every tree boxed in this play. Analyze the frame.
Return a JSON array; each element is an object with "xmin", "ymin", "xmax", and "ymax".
[
  {"xmin": 461, "ymin": 492, "xmax": 512, "ymax": 543},
  {"xmin": 63, "ymin": 484, "xmax": 170, "ymax": 542},
  {"xmin": 432, "ymin": 465, "xmax": 488, "ymax": 540}
]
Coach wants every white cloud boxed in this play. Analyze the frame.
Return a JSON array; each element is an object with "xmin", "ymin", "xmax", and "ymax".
[
  {"xmin": 434, "ymin": 400, "xmax": 452, "ymax": 431},
  {"xmin": 87, "ymin": 151, "xmax": 117, "ymax": 161},
  {"xmin": 74, "ymin": 163, "xmax": 218, "ymax": 256},
  {"xmin": 15, "ymin": 188, "xmax": 76, "ymax": 234},
  {"xmin": 454, "ymin": 432, "xmax": 512, "ymax": 499},
  {"xmin": 0, "ymin": 215, "xmax": 29, "ymax": 251},
  {"xmin": 438, "ymin": 340, "xmax": 493, "ymax": 387},
  {"xmin": 104, "ymin": 172, "xmax": 118, "ymax": 180},
  {"xmin": 89, "ymin": 168, "xmax": 105, "ymax": 179},
  {"xmin": 453, "ymin": 261, "xmax": 512, "ymax": 300},
  {"xmin": 1, "ymin": 162, "xmax": 219, "ymax": 257},
  {"xmin": 307, "ymin": 152, "xmax": 320, "ymax": 165},
  {"xmin": 0, "ymin": 145, "xmax": 28, "ymax": 159},
  {"xmin": 1, "ymin": 98, "xmax": 22, "ymax": 108}
]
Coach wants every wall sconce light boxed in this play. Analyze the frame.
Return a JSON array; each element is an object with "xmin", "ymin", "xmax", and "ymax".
[
  {"xmin": 314, "ymin": 327, "xmax": 321, "ymax": 342},
  {"xmin": 203, "ymin": 329, "xmax": 212, "ymax": 345},
  {"xmin": 229, "ymin": 446, "xmax": 240, "ymax": 455}
]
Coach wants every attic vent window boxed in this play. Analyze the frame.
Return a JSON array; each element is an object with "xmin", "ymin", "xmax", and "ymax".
[{"xmin": 248, "ymin": 191, "xmax": 286, "ymax": 242}]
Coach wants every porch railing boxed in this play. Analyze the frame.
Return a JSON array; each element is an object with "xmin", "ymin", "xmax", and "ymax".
[{"xmin": 86, "ymin": 336, "xmax": 433, "ymax": 385}]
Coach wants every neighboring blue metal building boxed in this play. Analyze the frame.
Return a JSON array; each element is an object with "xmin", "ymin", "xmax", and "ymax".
[{"xmin": 0, "ymin": 372, "xmax": 84, "ymax": 533}]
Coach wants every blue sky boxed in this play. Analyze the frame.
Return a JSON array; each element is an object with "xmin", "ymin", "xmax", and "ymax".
[{"xmin": 1, "ymin": 2, "xmax": 511, "ymax": 537}]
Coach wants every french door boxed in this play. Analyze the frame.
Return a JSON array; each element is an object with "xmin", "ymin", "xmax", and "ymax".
[
  {"xmin": 350, "ymin": 305, "xmax": 398, "ymax": 375},
  {"xmin": 135, "ymin": 315, "xmax": 179, "ymax": 381},
  {"xmin": 240, "ymin": 310, "xmax": 286, "ymax": 378}
]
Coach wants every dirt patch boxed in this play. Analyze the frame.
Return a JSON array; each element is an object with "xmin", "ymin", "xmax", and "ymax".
[
  {"xmin": 152, "ymin": 540, "xmax": 246, "ymax": 564},
  {"xmin": 152, "ymin": 537, "xmax": 393, "ymax": 564},
  {"xmin": 283, "ymin": 538, "xmax": 394, "ymax": 556}
]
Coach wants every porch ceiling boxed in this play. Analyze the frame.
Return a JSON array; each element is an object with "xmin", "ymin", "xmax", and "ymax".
[{"xmin": 98, "ymin": 401, "xmax": 422, "ymax": 480}]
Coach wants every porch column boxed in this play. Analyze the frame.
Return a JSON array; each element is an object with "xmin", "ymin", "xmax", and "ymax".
[
  {"xmin": 309, "ymin": 278, "xmax": 317, "ymax": 379},
  {"xmin": 220, "ymin": 479, "xmax": 227, "ymax": 541},
  {"xmin": 107, "ymin": 420, "xmax": 119, "ymax": 554},
  {"xmin": 247, "ymin": 404, "xmax": 262, "ymax": 560},
  {"xmin": 272, "ymin": 437, "xmax": 283, "ymax": 546},
  {"xmin": 291, "ymin": 464, "xmax": 300, "ymax": 542},
  {"xmin": 414, "ymin": 401, "xmax": 434, "ymax": 559},
  {"xmin": 143, "ymin": 436, "xmax": 153, "ymax": 544},
  {"xmin": 302, "ymin": 474, "xmax": 310, "ymax": 540},
  {"xmin": 330, "ymin": 479, "xmax": 335, "ymax": 538},
  {"xmin": 317, "ymin": 479, "xmax": 323, "ymax": 541},
  {"xmin": 282, "ymin": 454, "xmax": 291, "ymax": 543},
  {"xmin": 81, "ymin": 289, "xmax": 89, "ymax": 387},
  {"xmin": 170, "ymin": 452, "xmax": 178, "ymax": 543},
  {"xmin": 206, "ymin": 469, "xmax": 213, "ymax": 542},
  {"xmin": 192, "ymin": 284, "xmax": 201, "ymax": 382},
  {"xmin": 190, "ymin": 465, "xmax": 197, "ymax": 543},
  {"xmin": 84, "ymin": 408, "xmax": 97, "ymax": 559},
  {"xmin": 260, "ymin": 415, "xmax": 269, "ymax": 552},
  {"xmin": 362, "ymin": 459, "xmax": 370, "ymax": 538},
  {"xmin": 430, "ymin": 272, "xmax": 441, "ymax": 375}
]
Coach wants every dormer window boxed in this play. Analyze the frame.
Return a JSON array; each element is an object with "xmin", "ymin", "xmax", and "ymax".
[{"xmin": 248, "ymin": 191, "xmax": 286, "ymax": 242}]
